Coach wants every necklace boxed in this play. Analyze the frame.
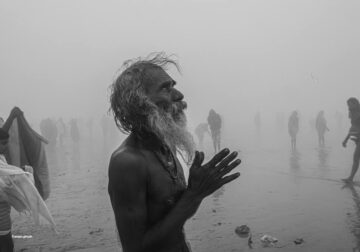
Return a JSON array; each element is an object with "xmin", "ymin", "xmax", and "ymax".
[{"xmin": 153, "ymin": 147, "xmax": 186, "ymax": 186}]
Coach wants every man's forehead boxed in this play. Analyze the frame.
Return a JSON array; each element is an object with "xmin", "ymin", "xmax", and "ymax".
[{"xmin": 145, "ymin": 67, "xmax": 174, "ymax": 85}]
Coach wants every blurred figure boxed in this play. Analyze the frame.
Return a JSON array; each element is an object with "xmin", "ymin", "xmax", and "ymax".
[
  {"xmin": 56, "ymin": 118, "xmax": 66, "ymax": 147},
  {"xmin": 70, "ymin": 119, "xmax": 80, "ymax": 144},
  {"xmin": 207, "ymin": 109, "xmax": 222, "ymax": 153},
  {"xmin": 254, "ymin": 111, "xmax": 261, "ymax": 135},
  {"xmin": 315, "ymin": 110, "xmax": 329, "ymax": 147},
  {"xmin": 70, "ymin": 119, "xmax": 80, "ymax": 169},
  {"xmin": 288, "ymin": 111, "xmax": 299, "ymax": 150},
  {"xmin": 194, "ymin": 122, "xmax": 209, "ymax": 150},
  {"xmin": 40, "ymin": 118, "xmax": 58, "ymax": 151},
  {"xmin": 342, "ymin": 98, "xmax": 360, "ymax": 183}
]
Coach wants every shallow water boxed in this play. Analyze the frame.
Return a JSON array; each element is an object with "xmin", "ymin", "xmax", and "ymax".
[{"xmin": 11, "ymin": 129, "xmax": 360, "ymax": 251}]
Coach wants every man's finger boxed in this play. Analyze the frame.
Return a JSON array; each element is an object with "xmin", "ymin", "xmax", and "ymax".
[
  {"xmin": 190, "ymin": 151, "xmax": 200, "ymax": 169},
  {"xmin": 199, "ymin": 152, "xmax": 205, "ymax": 165},
  {"xmin": 207, "ymin": 148, "xmax": 230, "ymax": 167},
  {"xmin": 218, "ymin": 172, "xmax": 241, "ymax": 187},
  {"xmin": 206, "ymin": 172, "xmax": 240, "ymax": 195},
  {"xmin": 217, "ymin": 159, "xmax": 241, "ymax": 178},
  {"xmin": 214, "ymin": 151, "xmax": 238, "ymax": 172}
]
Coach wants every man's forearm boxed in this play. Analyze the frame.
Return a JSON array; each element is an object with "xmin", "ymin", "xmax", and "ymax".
[{"xmin": 141, "ymin": 191, "xmax": 202, "ymax": 250}]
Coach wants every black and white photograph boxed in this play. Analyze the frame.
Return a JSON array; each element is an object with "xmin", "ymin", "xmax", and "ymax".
[{"xmin": 1, "ymin": 0, "xmax": 360, "ymax": 251}]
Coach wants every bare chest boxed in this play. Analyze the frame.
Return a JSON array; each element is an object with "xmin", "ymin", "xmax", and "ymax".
[{"xmin": 145, "ymin": 152, "xmax": 187, "ymax": 223}]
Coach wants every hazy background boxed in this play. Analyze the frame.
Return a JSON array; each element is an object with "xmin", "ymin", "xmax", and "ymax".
[{"xmin": 1, "ymin": 0, "xmax": 359, "ymax": 139}]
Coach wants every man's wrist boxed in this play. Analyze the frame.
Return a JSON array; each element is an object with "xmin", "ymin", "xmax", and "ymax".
[{"xmin": 182, "ymin": 189, "xmax": 202, "ymax": 205}]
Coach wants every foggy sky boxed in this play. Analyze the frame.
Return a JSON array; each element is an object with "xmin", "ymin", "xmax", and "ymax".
[{"xmin": 1, "ymin": 0, "xmax": 359, "ymax": 129}]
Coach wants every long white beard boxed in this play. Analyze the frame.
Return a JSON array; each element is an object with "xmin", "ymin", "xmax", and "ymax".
[{"xmin": 147, "ymin": 103, "xmax": 195, "ymax": 163}]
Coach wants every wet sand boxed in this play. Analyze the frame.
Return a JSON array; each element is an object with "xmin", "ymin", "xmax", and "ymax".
[{"xmin": 11, "ymin": 131, "xmax": 360, "ymax": 251}]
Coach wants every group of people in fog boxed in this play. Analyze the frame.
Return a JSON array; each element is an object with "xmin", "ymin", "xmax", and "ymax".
[
  {"xmin": 286, "ymin": 99, "xmax": 360, "ymax": 183},
  {"xmin": 1, "ymin": 52, "xmax": 360, "ymax": 252},
  {"xmin": 287, "ymin": 110, "xmax": 329, "ymax": 150}
]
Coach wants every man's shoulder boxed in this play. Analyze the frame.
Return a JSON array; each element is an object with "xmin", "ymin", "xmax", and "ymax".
[{"xmin": 109, "ymin": 137, "xmax": 153, "ymax": 171}]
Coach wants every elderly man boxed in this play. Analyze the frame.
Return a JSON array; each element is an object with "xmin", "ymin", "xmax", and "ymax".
[{"xmin": 108, "ymin": 53, "xmax": 241, "ymax": 252}]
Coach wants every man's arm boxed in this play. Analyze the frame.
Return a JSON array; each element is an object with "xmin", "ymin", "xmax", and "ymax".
[{"xmin": 343, "ymin": 133, "xmax": 350, "ymax": 147}]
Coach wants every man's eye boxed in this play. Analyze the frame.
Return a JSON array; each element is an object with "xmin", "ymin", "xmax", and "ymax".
[{"xmin": 162, "ymin": 86, "xmax": 171, "ymax": 91}]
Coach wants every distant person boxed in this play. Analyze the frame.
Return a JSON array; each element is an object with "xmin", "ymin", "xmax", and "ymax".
[
  {"xmin": 194, "ymin": 122, "xmax": 209, "ymax": 150},
  {"xmin": 108, "ymin": 53, "xmax": 241, "ymax": 252},
  {"xmin": 315, "ymin": 111, "xmax": 329, "ymax": 147},
  {"xmin": 56, "ymin": 118, "xmax": 66, "ymax": 147},
  {"xmin": 254, "ymin": 112, "xmax": 261, "ymax": 135},
  {"xmin": 288, "ymin": 111, "xmax": 299, "ymax": 150},
  {"xmin": 69, "ymin": 119, "xmax": 80, "ymax": 168},
  {"xmin": 70, "ymin": 119, "xmax": 80, "ymax": 144},
  {"xmin": 40, "ymin": 118, "xmax": 58, "ymax": 151},
  {"xmin": 207, "ymin": 109, "xmax": 222, "ymax": 153},
  {"xmin": 342, "ymin": 98, "xmax": 360, "ymax": 183}
]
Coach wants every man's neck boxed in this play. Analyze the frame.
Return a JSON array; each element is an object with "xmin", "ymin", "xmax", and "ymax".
[{"xmin": 133, "ymin": 130, "xmax": 176, "ymax": 154}]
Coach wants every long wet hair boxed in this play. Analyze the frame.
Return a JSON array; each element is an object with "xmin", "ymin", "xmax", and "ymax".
[
  {"xmin": 109, "ymin": 52, "xmax": 180, "ymax": 134},
  {"xmin": 347, "ymin": 97, "xmax": 360, "ymax": 119}
]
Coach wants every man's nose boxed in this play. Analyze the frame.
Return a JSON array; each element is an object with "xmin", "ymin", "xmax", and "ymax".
[{"xmin": 172, "ymin": 89, "xmax": 184, "ymax": 102}]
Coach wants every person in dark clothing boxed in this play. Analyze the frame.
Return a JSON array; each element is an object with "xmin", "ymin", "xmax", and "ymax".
[
  {"xmin": 207, "ymin": 109, "xmax": 222, "ymax": 153},
  {"xmin": 315, "ymin": 110, "xmax": 329, "ymax": 147},
  {"xmin": 288, "ymin": 111, "xmax": 299, "ymax": 150},
  {"xmin": 108, "ymin": 53, "xmax": 241, "ymax": 252},
  {"xmin": 342, "ymin": 98, "xmax": 360, "ymax": 183}
]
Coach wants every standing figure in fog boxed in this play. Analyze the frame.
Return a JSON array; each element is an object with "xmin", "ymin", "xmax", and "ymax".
[
  {"xmin": 207, "ymin": 109, "xmax": 222, "ymax": 153},
  {"xmin": 288, "ymin": 111, "xmax": 299, "ymax": 150},
  {"xmin": 108, "ymin": 53, "xmax": 241, "ymax": 252},
  {"xmin": 70, "ymin": 119, "xmax": 80, "ymax": 168},
  {"xmin": 194, "ymin": 122, "xmax": 209, "ymax": 150},
  {"xmin": 342, "ymin": 98, "xmax": 360, "ymax": 183},
  {"xmin": 315, "ymin": 110, "xmax": 329, "ymax": 147},
  {"xmin": 56, "ymin": 118, "xmax": 66, "ymax": 147}
]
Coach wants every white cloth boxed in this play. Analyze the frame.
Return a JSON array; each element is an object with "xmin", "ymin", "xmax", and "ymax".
[{"xmin": 0, "ymin": 155, "xmax": 56, "ymax": 232}]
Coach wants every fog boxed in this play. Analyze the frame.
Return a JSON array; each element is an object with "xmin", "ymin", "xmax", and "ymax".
[
  {"xmin": 1, "ymin": 0, "xmax": 359, "ymax": 134},
  {"xmin": 3, "ymin": 1, "xmax": 360, "ymax": 251}
]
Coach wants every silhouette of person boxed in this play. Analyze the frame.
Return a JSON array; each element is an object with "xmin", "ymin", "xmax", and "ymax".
[
  {"xmin": 342, "ymin": 98, "xmax": 360, "ymax": 183},
  {"xmin": 207, "ymin": 109, "xmax": 222, "ymax": 153},
  {"xmin": 315, "ymin": 110, "xmax": 329, "ymax": 147},
  {"xmin": 194, "ymin": 123, "xmax": 209, "ymax": 150},
  {"xmin": 288, "ymin": 111, "xmax": 299, "ymax": 150}
]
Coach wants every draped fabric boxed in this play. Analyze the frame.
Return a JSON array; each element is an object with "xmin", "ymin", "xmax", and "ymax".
[
  {"xmin": 7, "ymin": 114, "xmax": 50, "ymax": 200},
  {"xmin": 0, "ymin": 155, "xmax": 56, "ymax": 230}
]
